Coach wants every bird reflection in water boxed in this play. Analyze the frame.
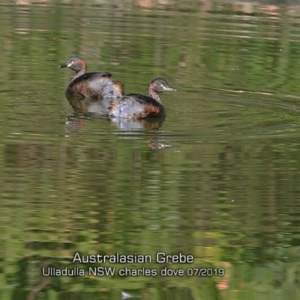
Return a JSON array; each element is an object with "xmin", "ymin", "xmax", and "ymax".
[
  {"xmin": 147, "ymin": 139, "xmax": 172, "ymax": 150},
  {"xmin": 66, "ymin": 92, "xmax": 114, "ymax": 118},
  {"xmin": 63, "ymin": 92, "xmax": 113, "ymax": 133},
  {"xmin": 110, "ymin": 116, "xmax": 171, "ymax": 150},
  {"xmin": 109, "ymin": 116, "xmax": 164, "ymax": 131},
  {"xmin": 65, "ymin": 101, "xmax": 171, "ymax": 150}
]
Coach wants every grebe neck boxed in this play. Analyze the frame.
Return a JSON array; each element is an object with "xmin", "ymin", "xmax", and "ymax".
[
  {"xmin": 71, "ymin": 61, "xmax": 87, "ymax": 81},
  {"xmin": 148, "ymin": 88, "xmax": 162, "ymax": 104},
  {"xmin": 72, "ymin": 69, "xmax": 86, "ymax": 81}
]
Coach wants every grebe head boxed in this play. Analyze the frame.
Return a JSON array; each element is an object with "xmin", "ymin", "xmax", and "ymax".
[
  {"xmin": 149, "ymin": 78, "xmax": 177, "ymax": 94},
  {"xmin": 60, "ymin": 56, "xmax": 87, "ymax": 73}
]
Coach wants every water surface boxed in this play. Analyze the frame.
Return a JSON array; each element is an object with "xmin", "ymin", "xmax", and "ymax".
[{"xmin": 1, "ymin": 1, "xmax": 300, "ymax": 299}]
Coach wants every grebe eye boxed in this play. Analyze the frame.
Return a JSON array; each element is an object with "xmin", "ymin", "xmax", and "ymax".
[{"xmin": 67, "ymin": 61, "xmax": 74, "ymax": 68}]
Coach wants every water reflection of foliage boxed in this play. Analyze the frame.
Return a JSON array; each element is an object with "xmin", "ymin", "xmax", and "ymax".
[
  {"xmin": 2, "ymin": 137, "xmax": 300, "ymax": 298},
  {"xmin": 1, "ymin": 3, "xmax": 300, "ymax": 299}
]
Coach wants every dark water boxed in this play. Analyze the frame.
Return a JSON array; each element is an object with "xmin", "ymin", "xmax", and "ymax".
[{"xmin": 1, "ymin": 1, "xmax": 300, "ymax": 299}]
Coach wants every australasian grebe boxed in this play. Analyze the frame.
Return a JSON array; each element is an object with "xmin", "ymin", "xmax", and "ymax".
[
  {"xmin": 109, "ymin": 78, "xmax": 176, "ymax": 119},
  {"xmin": 60, "ymin": 56, "xmax": 124, "ymax": 99}
]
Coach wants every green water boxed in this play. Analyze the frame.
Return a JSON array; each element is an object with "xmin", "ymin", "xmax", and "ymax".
[{"xmin": 0, "ymin": 2, "xmax": 300, "ymax": 300}]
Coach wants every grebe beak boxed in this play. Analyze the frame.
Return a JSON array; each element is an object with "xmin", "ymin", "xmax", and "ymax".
[
  {"xmin": 164, "ymin": 86, "xmax": 177, "ymax": 92},
  {"xmin": 60, "ymin": 61, "xmax": 74, "ymax": 68}
]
